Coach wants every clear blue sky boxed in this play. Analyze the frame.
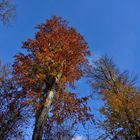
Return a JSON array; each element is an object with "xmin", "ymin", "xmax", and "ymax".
[
  {"xmin": 0, "ymin": 0, "xmax": 140, "ymax": 139},
  {"xmin": 0, "ymin": 0, "xmax": 140, "ymax": 75}
]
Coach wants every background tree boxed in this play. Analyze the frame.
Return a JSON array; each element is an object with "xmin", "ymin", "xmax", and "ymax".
[
  {"xmin": 13, "ymin": 16, "xmax": 92, "ymax": 140},
  {"xmin": 0, "ymin": 0, "xmax": 15, "ymax": 24},
  {"xmin": 0, "ymin": 60, "xmax": 30, "ymax": 140},
  {"xmin": 89, "ymin": 56, "xmax": 140, "ymax": 140},
  {"xmin": 43, "ymin": 118, "xmax": 78, "ymax": 140}
]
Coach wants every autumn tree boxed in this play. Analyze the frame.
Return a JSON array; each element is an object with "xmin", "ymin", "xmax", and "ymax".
[
  {"xmin": 42, "ymin": 91, "xmax": 91, "ymax": 139},
  {"xmin": 0, "ymin": 0, "xmax": 15, "ymax": 24},
  {"xmin": 89, "ymin": 56, "xmax": 140, "ymax": 140},
  {"xmin": 0, "ymin": 60, "xmax": 30, "ymax": 140},
  {"xmin": 13, "ymin": 16, "xmax": 91, "ymax": 140}
]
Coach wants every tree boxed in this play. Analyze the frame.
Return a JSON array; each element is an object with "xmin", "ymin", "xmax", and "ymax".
[
  {"xmin": 0, "ymin": 60, "xmax": 30, "ymax": 140},
  {"xmin": 13, "ymin": 16, "xmax": 91, "ymax": 140},
  {"xmin": 89, "ymin": 56, "xmax": 140, "ymax": 140},
  {"xmin": 43, "ymin": 118, "xmax": 77, "ymax": 140},
  {"xmin": 0, "ymin": 0, "xmax": 15, "ymax": 24}
]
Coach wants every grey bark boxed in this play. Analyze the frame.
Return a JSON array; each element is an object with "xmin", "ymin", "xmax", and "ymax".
[{"xmin": 32, "ymin": 73, "xmax": 61, "ymax": 140}]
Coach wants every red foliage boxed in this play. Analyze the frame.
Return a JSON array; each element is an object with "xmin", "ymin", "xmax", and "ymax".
[{"xmin": 13, "ymin": 16, "xmax": 91, "ymax": 123}]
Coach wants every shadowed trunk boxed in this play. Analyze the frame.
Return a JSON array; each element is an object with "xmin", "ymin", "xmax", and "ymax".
[
  {"xmin": 32, "ymin": 73, "xmax": 61, "ymax": 140},
  {"xmin": 32, "ymin": 87, "xmax": 55, "ymax": 140}
]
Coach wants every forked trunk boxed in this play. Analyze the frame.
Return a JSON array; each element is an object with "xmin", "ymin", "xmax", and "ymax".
[
  {"xmin": 32, "ymin": 89, "xmax": 55, "ymax": 140},
  {"xmin": 32, "ymin": 73, "xmax": 61, "ymax": 140}
]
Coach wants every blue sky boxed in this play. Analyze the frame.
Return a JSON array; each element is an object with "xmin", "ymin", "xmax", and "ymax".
[
  {"xmin": 0, "ymin": 0, "xmax": 140, "ymax": 139},
  {"xmin": 0, "ymin": 0, "xmax": 140, "ymax": 74}
]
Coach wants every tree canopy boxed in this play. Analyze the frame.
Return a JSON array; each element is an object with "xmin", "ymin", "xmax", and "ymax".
[
  {"xmin": 0, "ymin": 0, "xmax": 15, "ymax": 24},
  {"xmin": 13, "ymin": 16, "xmax": 92, "ymax": 140},
  {"xmin": 90, "ymin": 56, "xmax": 140, "ymax": 140},
  {"xmin": 0, "ymin": 61, "xmax": 30, "ymax": 140}
]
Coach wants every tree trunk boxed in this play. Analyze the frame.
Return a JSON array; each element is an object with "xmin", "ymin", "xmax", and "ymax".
[{"xmin": 32, "ymin": 73, "xmax": 61, "ymax": 140}]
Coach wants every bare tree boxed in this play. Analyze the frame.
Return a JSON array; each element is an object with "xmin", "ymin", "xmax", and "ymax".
[
  {"xmin": 0, "ymin": 0, "xmax": 15, "ymax": 24},
  {"xmin": 43, "ymin": 118, "xmax": 78, "ymax": 140}
]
